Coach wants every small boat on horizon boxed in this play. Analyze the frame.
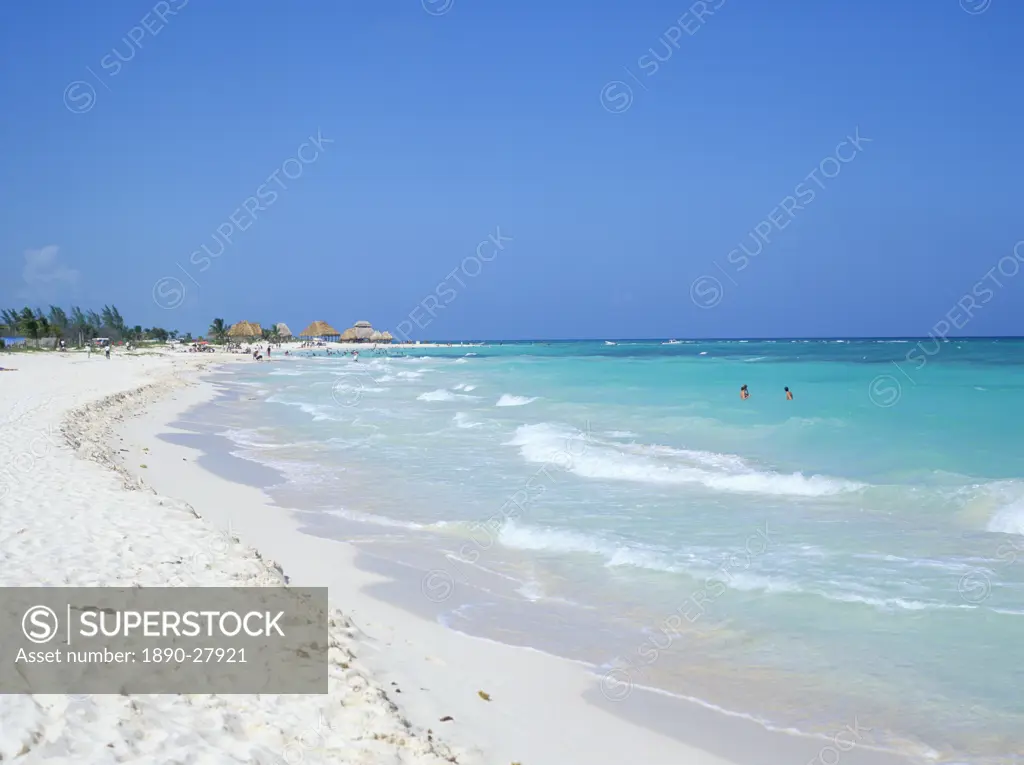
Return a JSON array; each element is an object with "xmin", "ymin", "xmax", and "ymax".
[
  {"xmin": 664, "ymin": 339, "xmax": 682, "ymax": 345},
  {"xmin": 604, "ymin": 341, "xmax": 617, "ymax": 345}
]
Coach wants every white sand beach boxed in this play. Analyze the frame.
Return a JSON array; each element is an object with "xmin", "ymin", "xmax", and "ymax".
[{"xmin": 0, "ymin": 349, "xmax": 743, "ymax": 765}]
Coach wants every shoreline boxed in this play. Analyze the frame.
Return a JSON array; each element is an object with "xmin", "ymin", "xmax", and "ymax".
[
  {"xmin": 0, "ymin": 351, "xmax": 466, "ymax": 764},
  {"xmin": 108, "ymin": 355, "xmax": 925, "ymax": 765},
  {"xmin": 112, "ymin": 359, "xmax": 743, "ymax": 765}
]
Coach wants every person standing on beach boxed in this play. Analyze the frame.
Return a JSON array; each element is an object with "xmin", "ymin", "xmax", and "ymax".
[
  {"xmin": 740, "ymin": 384, "xmax": 749, "ymax": 400},
  {"xmin": 104, "ymin": 344, "xmax": 110, "ymax": 360},
  {"xmin": 785, "ymin": 387, "xmax": 793, "ymax": 400}
]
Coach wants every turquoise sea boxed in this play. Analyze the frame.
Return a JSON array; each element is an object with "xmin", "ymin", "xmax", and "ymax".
[{"xmin": 196, "ymin": 339, "xmax": 1024, "ymax": 764}]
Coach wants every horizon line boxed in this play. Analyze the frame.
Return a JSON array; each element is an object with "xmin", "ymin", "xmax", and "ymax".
[{"xmin": 381, "ymin": 335, "xmax": 1024, "ymax": 342}]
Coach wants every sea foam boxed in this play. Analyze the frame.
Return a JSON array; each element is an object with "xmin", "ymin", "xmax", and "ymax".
[
  {"xmin": 496, "ymin": 394, "xmax": 537, "ymax": 407},
  {"xmin": 987, "ymin": 499, "xmax": 1024, "ymax": 536},
  {"xmin": 505, "ymin": 423, "xmax": 864, "ymax": 498},
  {"xmin": 418, "ymin": 389, "xmax": 474, "ymax": 402}
]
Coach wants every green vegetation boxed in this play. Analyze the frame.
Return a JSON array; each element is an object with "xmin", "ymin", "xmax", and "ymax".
[
  {"xmin": 0, "ymin": 305, "xmax": 177, "ymax": 348},
  {"xmin": 208, "ymin": 318, "xmax": 228, "ymax": 344}
]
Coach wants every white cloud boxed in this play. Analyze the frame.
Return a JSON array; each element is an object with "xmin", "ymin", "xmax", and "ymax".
[{"xmin": 19, "ymin": 245, "xmax": 80, "ymax": 299}]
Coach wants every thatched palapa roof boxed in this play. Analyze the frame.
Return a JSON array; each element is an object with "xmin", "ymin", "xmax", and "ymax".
[
  {"xmin": 227, "ymin": 321, "xmax": 262, "ymax": 338},
  {"xmin": 299, "ymin": 320, "xmax": 340, "ymax": 338},
  {"xmin": 340, "ymin": 321, "xmax": 392, "ymax": 343},
  {"xmin": 275, "ymin": 323, "xmax": 293, "ymax": 338}
]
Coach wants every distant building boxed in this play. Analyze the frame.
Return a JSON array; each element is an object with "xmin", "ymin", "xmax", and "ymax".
[
  {"xmin": 298, "ymin": 321, "xmax": 340, "ymax": 341},
  {"xmin": 227, "ymin": 321, "xmax": 263, "ymax": 341},
  {"xmin": 340, "ymin": 321, "xmax": 392, "ymax": 343}
]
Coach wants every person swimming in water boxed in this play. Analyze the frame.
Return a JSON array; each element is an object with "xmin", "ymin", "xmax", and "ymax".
[
  {"xmin": 785, "ymin": 386, "xmax": 793, "ymax": 400},
  {"xmin": 740, "ymin": 384, "xmax": 749, "ymax": 400}
]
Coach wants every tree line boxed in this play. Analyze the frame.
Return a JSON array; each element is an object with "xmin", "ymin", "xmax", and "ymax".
[
  {"xmin": 0, "ymin": 308, "xmax": 289, "ymax": 349},
  {"xmin": 0, "ymin": 305, "xmax": 185, "ymax": 346}
]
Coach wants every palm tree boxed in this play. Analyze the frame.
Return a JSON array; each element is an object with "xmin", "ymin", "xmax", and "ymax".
[
  {"xmin": 18, "ymin": 308, "xmax": 40, "ymax": 346},
  {"xmin": 208, "ymin": 318, "xmax": 228, "ymax": 344},
  {"xmin": 48, "ymin": 322, "xmax": 62, "ymax": 346},
  {"xmin": 1, "ymin": 308, "xmax": 20, "ymax": 333},
  {"xmin": 47, "ymin": 306, "xmax": 69, "ymax": 338},
  {"xmin": 100, "ymin": 305, "xmax": 126, "ymax": 339},
  {"xmin": 69, "ymin": 306, "xmax": 93, "ymax": 346},
  {"xmin": 85, "ymin": 310, "xmax": 103, "ymax": 337},
  {"xmin": 34, "ymin": 310, "xmax": 53, "ymax": 348}
]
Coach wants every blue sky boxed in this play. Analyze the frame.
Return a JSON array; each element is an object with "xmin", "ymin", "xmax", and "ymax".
[{"xmin": 1, "ymin": 0, "xmax": 1022, "ymax": 340}]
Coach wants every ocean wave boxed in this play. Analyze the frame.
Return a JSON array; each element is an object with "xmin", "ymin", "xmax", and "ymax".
[
  {"xmin": 852, "ymin": 553, "xmax": 983, "ymax": 575},
  {"xmin": 987, "ymin": 499, "xmax": 1024, "ymax": 536},
  {"xmin": 217, "ymin": 427, "xmax": 319, "ymax": 451},
  {"xmin": 498, "ymin": 521, "xmax": 609, "ymax": 555},
  {"xmin": 453, "ymin": 412, "xmax": 484, "ymax": 429},
  {"xmin": 496, "ymin": 521, "xmax": 680, "ymax": 571},
  {"xmin": 516, "ymin": 579, "xmax": 547, "ymax": 602},
  {"xmin": 323, "ymin": 508, "xmax": 426, "ymax": 531},
  {"xmin": 805, "ymin": 588, "xmax": 975, "ymax": 613},
  {"xmin": 701, "ymin": 571, "xmax": 977, "ymax": 612},
  {"xmin": 496, "ymin": 394, "xmax": 538, "ymax": 407},
  {"xmin": 954, "ymin": 480, "xmax": 1024, "ymax": 536},
  {"xmin": 497, "ymin": 522, "xmax": 976, "ymax": 612},
  {"xmin": 332, "ymin": 382, "xmax": 389, "ymax": 394},
  {"xmin": 265, "ymin": 394, "xmax": 345, "ymax": 422},
  {"xmin": 264, "ymin": 394, "xmax": 391, "ymax": 425},
  {"xmin": 227, "ymin": 451, "xmax": 335, "ymax": 485},
  {"xmin": 418, "ymin": 389, "xmax": 476, "ymax": 402},
  {"xmin": 494, "ymin": 521, "xmax": 685, "ymax": 574},
  {"xmin": 504, "ymin": 423, "xmax": 863, "ymax": 497},
  {"xmin": 606, "ymin": 546, "xmax": 681, "ymax": 572}
]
